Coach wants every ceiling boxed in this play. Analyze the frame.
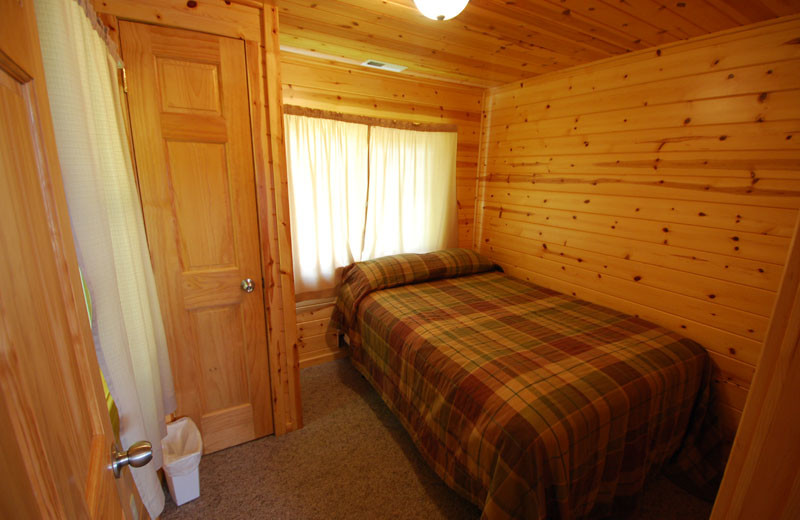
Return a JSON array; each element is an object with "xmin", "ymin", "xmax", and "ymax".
[{"xmin": 277, "ymin": 0, "xmax": 800, "ymax": 87}]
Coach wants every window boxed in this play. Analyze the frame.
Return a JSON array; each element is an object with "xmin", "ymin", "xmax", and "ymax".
[{"xmin": 284, "ymin": 110, "xmax": 458, "ymax": 298}]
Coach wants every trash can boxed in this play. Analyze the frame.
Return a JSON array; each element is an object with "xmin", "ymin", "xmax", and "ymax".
[{"xmin": 162, "ymin": 417, "xmax": 203, "ymax": 506}]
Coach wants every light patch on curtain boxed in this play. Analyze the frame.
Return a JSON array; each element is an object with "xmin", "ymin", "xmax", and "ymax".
[
  {"xmin": 362, "ymin": 126, "xmax": 458, "ymax": 260},
  {"xmin": 284, "ymin": 115, "xmax": 369, "ymax": 294}
]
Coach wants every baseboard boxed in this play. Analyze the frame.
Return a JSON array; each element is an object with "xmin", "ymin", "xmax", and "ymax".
[{"xmin": 299, "ymin": 349, "xmax": 348, "ymax": 369}]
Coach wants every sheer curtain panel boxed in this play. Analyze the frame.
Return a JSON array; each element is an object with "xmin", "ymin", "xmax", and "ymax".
[
  {"xmin": 362, "ymin": 126, "xmax": 458, "ymax": 259},
  {"xmin": 34, "ymin": 0, "xmax": 176, "ymax": 516},
  {"xmin": 284, "ymin": 114, "xmax": 369, "ymax": 295}
]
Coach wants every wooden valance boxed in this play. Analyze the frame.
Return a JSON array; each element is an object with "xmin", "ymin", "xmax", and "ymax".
[{"xmin": 283, "ymin": 104, "xmax": 458, "ymax": 132}]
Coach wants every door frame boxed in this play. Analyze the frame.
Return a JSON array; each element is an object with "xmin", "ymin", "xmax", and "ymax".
[{"xmin": 94, "ymin": 0, "xmax": 302, "ymax": 434}]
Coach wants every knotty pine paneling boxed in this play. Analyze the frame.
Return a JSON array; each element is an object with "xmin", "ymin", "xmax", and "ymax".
[
  {"xmin": 277, "ymin": 0, "xmax": 800, "ymax": 87},
  {"xmin": 281, "ymin": 54, "xmax": 483, "ymax": 366},
  {"xmin": 476, "ymin": 15, "xmax": 800, "ymax": 438},
  {"xmin": 295, "ymin": 302, "xmax": 343, "ymax": 369}
]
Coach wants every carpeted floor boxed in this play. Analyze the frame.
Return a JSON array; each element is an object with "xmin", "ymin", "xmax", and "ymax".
[{"xmin": 161, "ymin": 359, "xmax": 713, "ymax": 520}]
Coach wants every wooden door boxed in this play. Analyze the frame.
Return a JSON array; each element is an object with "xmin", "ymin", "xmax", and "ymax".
[
  {"xmin": 119, "ymin": 21, "xmax": 273, "ymax": 453},
  {"xmin": 0, "ymin": 0, "xmax": 137, "ymax": 518}
]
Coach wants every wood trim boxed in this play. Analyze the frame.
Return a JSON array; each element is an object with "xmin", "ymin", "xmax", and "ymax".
[
  {"xmin": 473, "ymin": 88, "xmax": 491, "ymax": 250},
  {"xmin": 261, "ymin": 2, "xmax": 302, "ymax": 433},
  {"xmin": 711, "ymin": 211, "xmax": 800, "ymax": 519},
  {"xmin": 95, "ymin": 0, "xmax": 262, "ymax": 41},
  {"xmin": 94, "ymin": 0, "xmax": 303, "ymax": 435},
  {"xmin": 283, "ymin": 104, "xmax": 458, "ymax": 132},
  {"xmin": 296, "ymin": 300, "xmax": 336, "ymax": 315},
  {"xmin": 299, "ymin": 350, "xmax": 347, "ymax": 370},
  {"xmin": 279, "ymin": 45, "xmax": 487, "ymax": 89},
  {"xmin": 244, "ymin": 38, "xmax": 292, "ymax": 435}
]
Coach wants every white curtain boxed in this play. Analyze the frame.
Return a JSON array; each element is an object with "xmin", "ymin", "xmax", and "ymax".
[
  {"xmin": 284, "ymin": 114, "xmax": 369, "ymax": 294},
  {"xmin": 284, "ymin": 114, "xmax": 458, "ymax": 294},
  {"xmin": 362, "ymin": 126, "xmax": 458, "ymax": 259},
  {"xmin": 34, "ymin": 0, "xmax": 176, "ymax": 517}
]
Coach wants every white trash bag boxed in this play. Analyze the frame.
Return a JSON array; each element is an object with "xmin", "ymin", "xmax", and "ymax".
[{"xmin": 161, "ymin": 417, "xmax": 203, "ymax": 506}]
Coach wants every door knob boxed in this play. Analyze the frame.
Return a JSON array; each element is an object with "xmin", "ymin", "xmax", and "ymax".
[
  {"xmin": 241, "ymin": 278, "xmax": 255, "ymax": 293},
  {"xmin": 111, "ymin": 441, "xmax": 153, "ymax": 478}
]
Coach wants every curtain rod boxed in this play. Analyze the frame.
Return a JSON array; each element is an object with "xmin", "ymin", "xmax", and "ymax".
[
  {"xmin": 283, "ymin": 105, "xmax": 458, "ymax": 133},
  {"xmin": 73, "ymin": 0, "xmax": 124, "ymax": 67}
]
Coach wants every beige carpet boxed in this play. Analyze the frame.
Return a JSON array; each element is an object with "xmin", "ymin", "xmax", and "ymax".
[{"xmin": 161, "ymin": 359, "xmax": 713, "ymax": 519}]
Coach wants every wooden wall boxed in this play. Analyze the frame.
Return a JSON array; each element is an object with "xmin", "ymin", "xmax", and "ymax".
[
  {"xmin": 281, "ymin": 53, "xmax": 483, "ymax": 367},
  {"xmin": 295, "ymin": 301, "xmax": 341, "ymax": 369},
  {"xmin": 476, "ymin": 16, "xmax": 800, "ymax": 439}
]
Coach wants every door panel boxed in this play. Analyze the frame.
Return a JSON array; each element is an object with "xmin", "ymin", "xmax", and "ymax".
[
  {"xmin": 0, "ymin": 0, "xmax": 133, "ymax": 517},
  {"xmin": 168, "ymin": 141, "xmax": 236, "ymax": 268},
  {"xmin": 193, "ymin": 306, "xmax": 249, "ymax": 410},
  {"xmin": 120, "ymin": 21, "xmax": 273, "ymax": 453},
  {"xmin": 157, "ymin": 59, "xmax": 221, "ymax": 114}
]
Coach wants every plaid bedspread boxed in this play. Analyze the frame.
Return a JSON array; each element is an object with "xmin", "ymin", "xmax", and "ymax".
[{"xmin": 335, "ymin": 250, "xmax": 712, "ymax": 519}]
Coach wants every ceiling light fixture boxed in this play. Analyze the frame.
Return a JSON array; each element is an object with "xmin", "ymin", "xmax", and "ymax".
[{"xmin": 413, "ymin": 0, "xmax": 469, "ymax": 21}]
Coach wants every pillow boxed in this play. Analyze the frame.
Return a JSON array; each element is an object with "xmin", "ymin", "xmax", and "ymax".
[{"xmin": 332, "ymin": 248, "xmax": 495, "ymax": 342}]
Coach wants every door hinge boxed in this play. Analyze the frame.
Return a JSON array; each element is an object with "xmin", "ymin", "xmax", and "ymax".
[{"xmin": 120, "ymin": 67, "xmax": 128, "ymax": 94}]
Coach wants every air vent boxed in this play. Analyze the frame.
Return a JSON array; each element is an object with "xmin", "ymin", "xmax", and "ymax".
[{"xmin": 360, "ymin": 60, "xmax": 407, "ymax": 72}]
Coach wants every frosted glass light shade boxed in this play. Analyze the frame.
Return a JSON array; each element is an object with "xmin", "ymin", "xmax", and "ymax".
[{"xmin": 413, "ymin": 0, "xmax": 469, "ymax": 21}]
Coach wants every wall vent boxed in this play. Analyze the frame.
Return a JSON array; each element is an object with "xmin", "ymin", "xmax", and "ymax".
[{"xmin": 360, "ymin": 60, "xmax": 407, "ymax": 72}]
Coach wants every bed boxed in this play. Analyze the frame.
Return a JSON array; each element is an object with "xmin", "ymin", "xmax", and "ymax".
[{"xmin": 333, "ymin": 248, "xmax": 715, "ymax": 520}]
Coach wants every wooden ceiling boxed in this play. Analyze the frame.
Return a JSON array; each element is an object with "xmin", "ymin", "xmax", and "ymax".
[{"xmin": 277, "ymin": 0, "xmax": 800, "ymax": 87}]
